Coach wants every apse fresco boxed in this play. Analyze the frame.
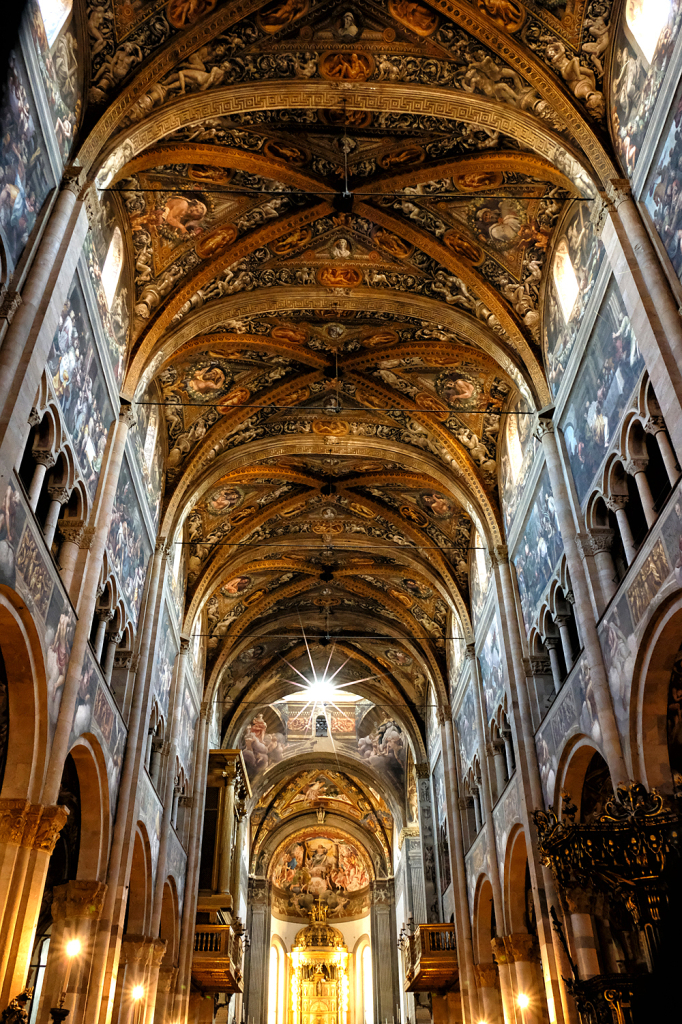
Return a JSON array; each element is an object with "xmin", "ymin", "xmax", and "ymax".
[
  {"xmin": 500, "ymin": 393, "xmax": 538, "ymax": 531},
  {"xmin": 543, "ymin": 203, "xmax": 604, "ymax": 396},
  {"xmin": 480, "ymin": 614, "xmax": 505, "ymax": 722},
  {"xmin": 107, "ymin": 458, "xmax": 152, "ymax": 626},
  {"xmin": 535, "ymin": 657, "xmax": 603, "ymax": 806},
  {"xmin": 270, "ymin": 831, "xmax": 371, "ymax": 920},
  {"xmin": 644, "ymin": 76, "xmax": 682, "ymax": 286},
  {"xmin": 560, "ymin": 280, "xmax": 644, "ymax": 504},
  {"xmin": 611, "ymin": 0, "xmax": 682, "ymax": 178},
  {"xmin": 28, "ymin": 0, "xmax": 82, "ymax": 164},
  {"xmin": 456, "ymin": 683, "xmax": 477, "ymax": 771},
  {"xmin": 130, "ymin": 383, "xmax": 163, "ymax": 527},
  {"xmin": 153, "ymin": 605, "xmax": 177, "ymax": 717},
  {"xmin": 0, "ymin": 48, "xmax": 54, "ymax": 269},
  {"xmin": 432, "ymin": 756, "xmax": 451, "ymax": 896},
  {"xmin": 513, "ymin": 468, "xmax": 563, "ymax": 634},
  {"xmin": 48, "ymin": 277, "xmax": 113, "ymax": 500}
]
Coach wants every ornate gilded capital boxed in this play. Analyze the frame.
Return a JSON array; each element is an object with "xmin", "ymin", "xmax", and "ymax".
[
  {"xmin": 414, "ymin": 762, "xmax": 430, "ymax": 779},
  {"xmin": 51, "ymin": 880, "xmax": 107, "ymax": 922},
  {"xmin": 0, "ymin": 799, "xmax": 29, "ymax": 846},
  {"xmin": 490, "ymin": 935, "xmax": 512, "ymax": 965},
  {"xmin": 32, "ymin": 805, "xmax": 69, "ymax": 853}
]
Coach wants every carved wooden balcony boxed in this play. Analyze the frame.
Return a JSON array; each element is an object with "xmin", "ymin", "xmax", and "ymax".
[
  {"xmin": 192, "ymin": 923, "xmax": 244, "ymax": 994},
  {"xmin": 401, "ymin": 924, "xmax": 458, "ymax": 992}
]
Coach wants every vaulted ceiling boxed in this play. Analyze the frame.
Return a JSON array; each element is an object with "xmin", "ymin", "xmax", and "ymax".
[{"xmin": 77, "ymin": 0, "xmax": 621, "ymax": 738}]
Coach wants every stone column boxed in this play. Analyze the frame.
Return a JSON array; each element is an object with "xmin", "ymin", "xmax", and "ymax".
[
  {"xmin": 151, "ymin": 637, "xmax": 189, "ymax": 936},
  {"xmin": 500, "ymin": 727, "xmax": 515, "ymax": 779},
  {"xmin": 173, "ymin": 709, "xmax": 210, "ymax": 1022},
  {"xmin": 36, "ymin": 880, "xmax": 107, "ymax": 1024},
  {"xmin": 27, "ymin": 452, "xmax": 55, "ymax": 512},
  {"xmin": 562, "ymin": 890, "xmax": 600, "ymax": 981},
  {"xmin": 83, "ymin": 534, "xmax": 170, "ymax": 1024},
  {"xmin": 217, "ymin": 774, "xmax": 236, "ymax": 895},
  {"xmin": 587, "ymin": 530, "xmax": 619, "ymax": 606},
  {"xmin": 554, "ymin": 615, "xmax": 575, "ymax": 672},
  {"xmin": 57, "ymin": 520, "xmax": 86, "ymax": 593},
  {"xmin": 116, "ymin": 936, "xmax": 153, "ymax": 1024},
  {"xmin": 406, "ymin": 834, "xmax": 427, "ymax": 927},
  {"xmin": 441, "ymin": 718, "xmax": 479, "ymax": 1023},
  {"xmin": 93, "ymin": 610, "xmax": 114, "ymax": 662},
  {"xmin": 43, "ymin": 485, "xmax": 70, "ymax": 550},
  {"xmin": 102, "ymin": 630, "xmax": 123, "ymax": 683},
  {"xmin": 645, "ymin": 416, "xmax": 680, "ymax": 485},
  {"xmin": 154, "ymin": 966, "xmax": 177, "ymax": 1024},
  {"xmin": 475, "ymin": 962, "xmax": 502, "ymax": 1024},
  {"xmin": 0, "ymin": 171, "xmax": 85, "ymax": 439},
  {"xmin": 492, "ymin": 547, "xmax": 576, "ymax": 1024},
  {"xmin": 231, "ymin": 803, "xmax": 247, "ymax": 905},
  {"xmin": 624, "ymin": 458, "xmax": 657, "ymax": 528},
  {"xmin": 491, "ymin": 741, "xmax": 508, "ymax": 795},
  {"xmin": 244, "ymin": 879, "xmax": 270, "ymax": 1024},
  {"xmin": 0, "ymin": 805, "xmax": 69, "ymax": 1004},
  {"xmin": 543, "ymin": 638, "xmax": 563, "ymax": 694},
  {"xmin": 507, "ymin": 934, "xmax": 543, "ymax": 1024},
  {"xmin": 537, "ymin": 414, "xmax": 628, "ymax": 785},
  {"xmin": 142, "ymin": 939, "xmax": 167, "ymax": 1024},
  {"xmin": 370, "ymin": 881, "xmax": 400, "ymax": 1024},
  {"xmin": 43, "ymin": 404, "xmax": 136, "ymax": 806},
  {"xmin": 415, "ymin": 763, "xmax": 438, "ymax": 924},
  {"xmin": 605, "ymin": 496, "xmax": 637, "ymax": 565}
]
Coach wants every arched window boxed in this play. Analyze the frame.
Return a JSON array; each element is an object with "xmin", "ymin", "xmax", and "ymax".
[
  {"xmin": 553, "ymin": 238, "xmax": 580, "ymax": 322},
  {"xmin": 101, "ymin": 227, "xmax": 123, "ymax": 309},
  {"xmin": 626, "ymin": 0, "xmax": 672, "ymax": 64},
  {"xmin": 268, "ymin": 940, "xmax": 286, "ymax": 1024},
  {"xmin": 37, "ymin": 0, "xmax": 72, "ymax": 46}
]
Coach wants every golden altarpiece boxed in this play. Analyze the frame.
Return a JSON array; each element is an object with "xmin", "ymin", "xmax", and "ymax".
[{"xmin": 290, "ymin": 902, "xmax": 349, "ymax": 1024}]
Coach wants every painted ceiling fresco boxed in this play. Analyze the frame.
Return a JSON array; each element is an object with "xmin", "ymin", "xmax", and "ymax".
[{"xmin": 57, "ymin": 0, "xmax": 638, "ymax": 816}]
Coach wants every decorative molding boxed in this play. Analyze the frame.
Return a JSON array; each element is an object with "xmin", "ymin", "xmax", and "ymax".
[
  {"xmin": 0, "ymin": 290, "xmax": 22, "ymax": 323},
  {"xmin": 51, "ymin": 880, "xmax": 107, "ymax": 922},
  {"xmin": 397, "ymin": 825, "xmax": 420, "ymax": 850},
  {"xmin": 0, "ymin": 799, "xmax": 29, "ymax": 846},
  {"xmin": 414, "ymin": 762, "xmax": 430, "ymax": 779},
  {"xmin": 58, "ymin": 519, "xmax": 86, "ymax": 546}
]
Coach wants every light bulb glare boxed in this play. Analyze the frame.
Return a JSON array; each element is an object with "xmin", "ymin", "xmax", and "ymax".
[
  {"xmin": 66, "ymin": 939, "xmax": 81, "ymax": 957},
  {"xmin": 517, "ymin": 995, "xmax": 530, "ymax": 1010},
  {"xmin": 132, "ymin": 985, "xmax": 145, "ymax": 1001}
]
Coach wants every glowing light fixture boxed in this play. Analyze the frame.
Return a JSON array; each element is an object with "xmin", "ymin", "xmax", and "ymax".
[
  {"xmin": 132, "ymin": 986, "xmax": 145, "ymax": 1001},
  {"xmin": 517, "ymin": 995, "xmax": 530, "ymax": 1010},
  {"xmin": 66, "ymin": 939, "xmax": 81, "ymax": 958}
]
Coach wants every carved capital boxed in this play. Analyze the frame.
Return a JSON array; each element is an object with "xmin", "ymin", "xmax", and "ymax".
[
  {"xmin": 29, "ymin": 805, "xmax": 69, "ymax": 853},
  {"xmin": 28, "ymin": 407, "xmax": 42, "ymax": 427},
  {"xmin": 0, "ymin": 289, "xmax": 22, "ymax": 323},
  {"xmin": 155, "ymin": 536, "xmax": 172, "ymax": 558},
  {"xmin": 437, "ymin": 705, "xmax": 450, "ymax": 725},
  {"xmin": 543, "ymin": 636, "xmax": 560, "ymax": 651},
  {"xmin": 247, "ymin": 879, "xmax": 268, "ymax": 904},
  {"xmin": 150, "ymin": 938, "xmax": 167, "ymax": 967},
  {"xmin": 157, "ymin": 966, "xmax": 178, "ymax": 991},
  {"xmin": 465, "ymin": 643, "xmax": 477, "ymax": 661},
  {"xmin": 397, "ymin": 825, "xmax": 420, "ymax": 850},
  {"xmin": 529, "ymin": 655, "xmax": 551, "ymax": 675},
  {"xmin": 81, "ymin": 526, "xmax": 98, "ymax": 550},
  {"xmin": 114, "ymin": 654, "xmax": 132, "ymax": 669},
  {"xmin": 120, "ymin": 935, "xmax": 154, "ymax": 966},
  {"xmin": 61, "ymin": 166, "xmax": 86, "ymax": 196},
  {"xmin": 200, "ymin": 700, "xmax": 210, "ymax": 721},
  {"xmin": 0, "ymin": 799, "xmax": 29, "ymax": 845},
  {"xmin": 475, "ymin": 962, "xmax": 499, "ymax": 987},
  {"xmin": 107, "ymin": 630, "xmax": 124, "ymax": 646},
  {"xmin": 119, "ymin": 402, "xmax": 137, "ymax": 430},
  {"xmin": 589, "ymin": 528, "xmax": 615, "ymax": 553},
  {"xmin": 535, "ymin": 415, "xmax": 554, "ymax": 438},
  {"xmin": 562, "ymin": 885, "xmax": 598, "ymax": 917},
  {"xmin": 491, "ymin": 936, "xmax": 512, "ymax": 965},
  {"xmin": 51, "ymin": 880, "xmax": 107, "ymax": 922},
  {"xmin": 623, "ymin": 457, "xmax": 649, "ymax": 477},
  {"xmin": 492, "ymin": 544, "xmax": 508, "ymax": 566},
  {"xmin": 98, "ymin": 609, "xmax": 115, "ymax": 625},
  {"xmin": 414, "ymin": 762, "xmax": 430, "ymax": 779},
  {"xmin": 589, "ymin": 195, "xmax": 609, "ymax": 236},
  {"xmin": 605, "ymin": 178, "xmax": 632, "ymax": 209},
  {"xmin": 58, "ymin": 519, "xmax": 86, "ymax": 546},
  {"xmin": 605, "ymin": 494, "xmax": 628, "ymax": 513},
  {"xmin": 180, "ymin": 635, "xmax": 191, "ymax": 654},
  {"xmin": 32, "ymin": 449, "xmax": 55, "ymax": 469},
  {"xmin": 644, "ymin": 415, "xmax": 666, "ymax": 435},
  {"xmin": 506, "ymin": 932, "xmax": 539, "ymax": 963},
  {"xmin": 574, "ymin": 532, "xmax": 595, "ymax": 559},
  {"xmin": 47, "ymin": 485, "xmax": 70, "ymax": 505}
]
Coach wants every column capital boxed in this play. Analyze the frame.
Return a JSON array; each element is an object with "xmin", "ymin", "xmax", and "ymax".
[
  {"xmin": 29, "ymin": 805, "xmax": 69, "ymax": 853},
  {"xmin": 114, "ymin": 653, "xmax": 133, "ymax": 669},
  {"xmin": 492, "ymin": 544, "xmax": 508, "ymax": 565},
  {"xmin": 465, "ymin": 642, "xmax": 477, "ymax": 660},
  {"xmin": 180, "ymin": 634, "xmax": 191, "ymax": 653},
  {"xmin": 506, "ymin": 932, "xmax": 539, "ymax": 963},
  {"xmin": 150, "ymin": 938, "xmax": 168, "ymax": 967},
  {"xmin": 543, "ymin": 635, "xmax": 560, "ymax": 650},
  {"xmin": 32, "ymin": 449, "xmax": 56, "ymax": 469},
  {"xmin": 436, "ymin": 704, "xmax": 451, "ymax": 725},
  {"xmin": 535, "ymin": 415, "xmax": 555, "ymax": 438},
  {"xmin": 157, "ymin": 965, "xmax": 178, "ymax": 991},
  {"xmin": 0, "ymin": 288, "xmax": 22, "ymax": 323},
  {"xmin": 120, "ymin": 934, "xmax": 154, "ymax": 966},
  {"xmin": 119, "ymin": 401, "xmax": 137, "ymax": 430},
  {"xmin": 605, "ymin": 494, "xmax": 628, "ymax": 512},
  {"xmin": 200, "ymin": 699, "xmax": 210, "ymax": 721},
  {"xmin": 51, "ymin": 880, "xmax": 107, "ymax": 922},
  {"xmin": 561, "ymin": 885, "xmax": 598, "ymax": 916},
  {"xmin": 81, "ymin": 525, "xmax": 98, "ymax": 549},
  {"xmin": 61, "ymin": 165, "xmax": 86, "ymax": 195},
  {"xmin": 474, "ymin": 962, "xmax": 498, "ymax": 987},
  {"xmin": 644, "ymin": 415, "xmax": 666, "ymax": 435},
  {"xmin": 490, "ymin": 935, "xmax": 512, "ymax": 964},
  {"xmin": 155, "ymin": 536, "xmax": 172, "ymax": 558},
  {"xmin": 0, "ymin": 799, "xmax": 29, "ymax": 845},
  {"xmin": 370, "ymin": 879, "xmax": 394, "ymax": 905},
  {"xmin": 107, "ymin": 630, "xmax": 124, "ymax": 646},
  {"xmin": 604, "ymin": 177, "xmax": 632, "ymax": 209},
  {"xmin": 98, "ymin": 609, "xmax": 115, "ymax": 625},
  {"xmin": 47, "ymin": 484, "xmax": 71, "ymax": 505},
  {"xmin": 28, "ymin": 407, "xmax": 42, "ymax": 427},
  {"xmin": 623, "ymin": 457, "xmax": 649, "ymax": 477},
  {"xmin": 528, "ymin": 655, "xmax": 551, "ymax": 675},
  {"xmin": 58, "ymin": 519, "xmax": 86, "ymax": 546},
  {"xmin": 588, "ymin": 528, "xmax": 615, "ymax": 552},
  {"xmin": 574, "ymin": 532, "xmax": 595, "ymax": 559},
  {"xmin": 414, "ymin": 761, "xmax": 430, "ymax": 779}
]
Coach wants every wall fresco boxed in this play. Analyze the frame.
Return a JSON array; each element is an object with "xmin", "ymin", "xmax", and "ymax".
[
  {"xmin": 177, "ymin": 685, "xmax": 198, "ymax": 779},
  {"xmin": 611, "ymin": 0, "xmax": 682, "ymax": 178},
  {"xmin": 167, "ymin": 828, "xmax": 188, "ymax": 908},
  {"xmin": 433, "ymin": 755, "xmax": 451, "ymax": 897},
  {"xmin": 469, "ymin": 529, "xmax": 490, "ymax": 630},
  {"xmin": 500, "ymin": 392, "xmax": 538, "ymax": 532},
  {"xmin": 561, "ymin": 279, "xmax": 644, "ymax": 504},
  {"xmin": 82, "ymin": 195, "xmax": 128, "ymax": 385},
  {"xmin": 107, "ymin": 457, "xmax": 152, "ymax": 626},
  {"xmin": 48, "ymin": 275, "xmax": 113, "ymax": 500},
  {"xmin": 456, "ymin": 682, "xmax": 477, "ymax": 771},
  {"xmin": 644, "ymin": 76, "xmax": 682, "ymax": 286},
  {"xmin": 492, "ymin": 773, "xmax": 520, "ymax": 868},
  {"xmin": 69, "ymin": 649, "xmax": 126, "ymax": 801},
  {"xmin": 513, "ymin": 467, "xmax": 564, "ymax": 634},
  {"xmin": 426, "ymin": 684, "xmax": 440, "ymax": 760},
  {"xmin": 28, "ymin": 0, "xmax": 82, "ymax": 164},
  {"xmin": 153, "ymin": 604, "xmax": 177, "ymax": 718},
  {"xmin": 138, "ymin": 771, "xmax": 163, "ymax": 884},
  {"xmin": 544, "ymin": 203, "xmax": 604, "ymax": 397},
  {"xmin": 130, "ymin": 382, "xmax": 163, "ymax": 527},
  {"xmin": 480, "ymin": 613, "xmax": 505, "ymax": 722},
  {"xmin": 0, "ymin": 47, "xmax": 54, "ymax": 270}
]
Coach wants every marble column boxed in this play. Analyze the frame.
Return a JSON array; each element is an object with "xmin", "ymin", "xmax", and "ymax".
[
  {"xmin": 231, "ymin": 804, "xmax": 247, "ymax": 905},
  {"xmin": 440, "ymin": 718, "xmax": 480, "ymax": 1023},
  {"xmin": 537, "ymin": 414, "xmax": 628, "ymax": 785},
  {"xmin": 543, "ymin": 638, "xmax": 563, "ymax": 694},
  {"xmin": 507, "ymin": 934, "xmax": 543, "ymax": 1024},
  {"xmin": 587, "ymin": 530, "xmax": 619, "ymax": 606},
  {"xmin": 27, "ymin": 452, "xmax": 55, "ymax": 512},
  {"xmin": 36, "ymin": 880, "xmax": 107, "ymax": 1024},
  {"xmin": 142, "ymin": 939, "xmax": 167, "ymax": 1024},
  {"xmin": 475, "ymin": 962, "xmax": 503, "ymax": 1024},
  {"xmin": 217, "ymin": 775, "xmax": 236, "ymax": 895},
  {"xmin": 102, "ymin": 630, "xmax": 123, "ymax": 683},
  {"xmin": 554, "ymin": 616, "xmax": 575, "ymax": 673},
  {"xmin": 151, "ymin": 637, "xmax": 190, "ymax": 936},
  {"xmin": 43, "ymin": 485, "xmax": 70, "ymax": 550},
  {"xmin": 116, "ymin": 936, "xmax": 154, "ymax": 1024},
  {"xmin": 624, "ymin": 458, "xmax": 657, "ymax": 528},
  {"xmin": 153, "ymin": 965, "xmax": 177, "ymax": 1024},
  {"xmin": 244, "ymin": 879, "xmax": 270, "ymax": 1024},
  {"xmin": 645, "ymin": 416, "xmax": 680, "ymax": 485},
  {"xmin": 492, "ymin": 547, "xmax": 576, "ymax": 1024},
  {"xmin": 83, "ymin": 534, "xmax": 170, "ymax": 1024},
  {"xmin": 491, "ymin": 741, "xmax": 508, "ymax": 795},
  {"xmin": 370, "ymin": 881, "xmax": 400, "ymax": 1024},
  {"xmin": 43, "ymin": 404, "xmax": 136, "ymax": 806},
  {"xmin": 605, "ymin": 496, "xmax": 637, "ymax": 565},
  {"xmin": 562, "ymin": 890, "xmax": 600, "ymax": 981},
  {"xmin": 57, "ymin": 519, "xmax": 86, "ymax": 592},
  {"xmin": 174, "ymin": 709, "xmax": 210, "ymax": 1022},
  {"xmin": 93, "ymin": 610, "xmax": 114, "ymax": 662},
  {"xmin": 500, "ymin": 727, "xmax": 515, "ymax": 779}
]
